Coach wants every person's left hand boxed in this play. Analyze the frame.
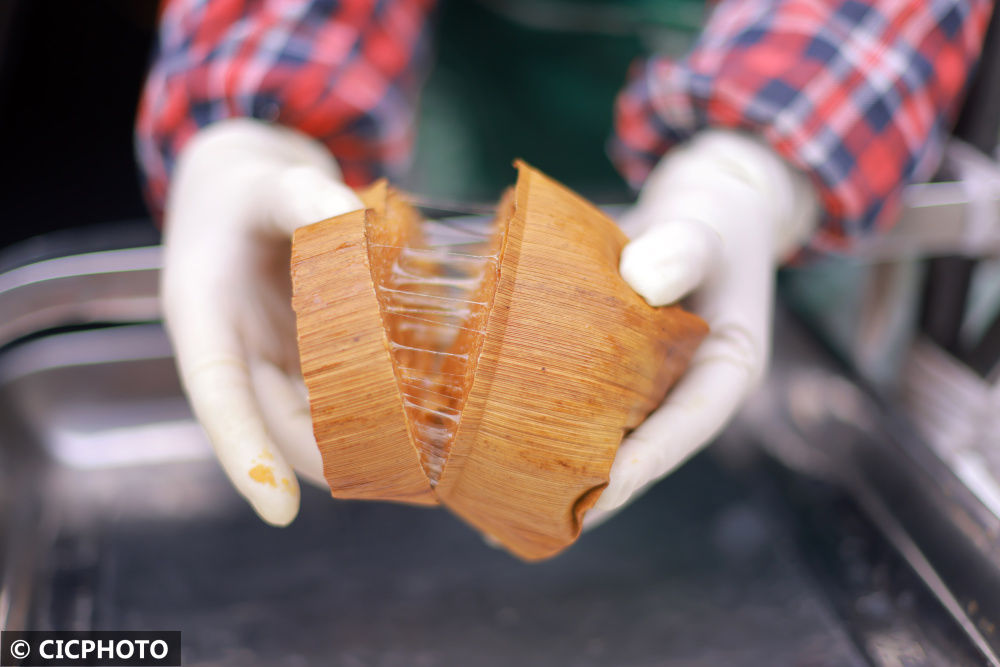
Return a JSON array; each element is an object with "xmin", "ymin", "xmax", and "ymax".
[{"xmin": 585, "ymin": 130, "xmax": 819, "ymax": 528}]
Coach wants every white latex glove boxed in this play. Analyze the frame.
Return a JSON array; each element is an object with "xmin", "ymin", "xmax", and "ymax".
[
  {"xmin": 162, "ymin": 119, "xmax": 362, "ymax": 526},
  {"xmin": 586, "ymin": 129, "xmax": 820, "ymax": 527}
]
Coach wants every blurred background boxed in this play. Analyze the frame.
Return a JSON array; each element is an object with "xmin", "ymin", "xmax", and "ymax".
[
  {"xmin": 0, "ymin": 0, "xmax": 705, "ymax": 244},
  {"xmin": 2, "ymin": 1, "xmax": 1000, "ymax": 665},
  {"xmin": 0, "ymin": 0, "xmax": 157, "ymax": 248}
]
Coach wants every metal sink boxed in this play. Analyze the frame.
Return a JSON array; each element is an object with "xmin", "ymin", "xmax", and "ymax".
[{"xmin": 0, "ymin": 236, "xmax": 988, "ymax": 665}]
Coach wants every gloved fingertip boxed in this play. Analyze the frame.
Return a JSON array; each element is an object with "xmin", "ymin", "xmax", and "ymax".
[
  {"xmin": 251, "ymin": 492, "xmax": 300, "ymax": 527},
  {"xmin": 620, "ymin": 252, "xmax": 696, "ymax": 307},
  {"xmin": 619, "ymin": 224, "xmax": 717, "ymax": 306},
  {"xmin": 271, "ymin": 166, "xmax": 363, "ymax": 233},
  {"xmin": 589, "ymin": 479, "xmax": 629, "ymax": 515},
  {"xmin": 319, "ymin": 178, "xmax": 364, "ymax": 211},
  {"xmin": 619, "ymin": 219, "xmax": 723, "ymax": 305},
  {"xmin": 580, "ymin": 506, "xmax": 612, "ymax": 532},
  {"xmin": 242, "ymin": 471, "xmax": 301, "ymax": 527}
]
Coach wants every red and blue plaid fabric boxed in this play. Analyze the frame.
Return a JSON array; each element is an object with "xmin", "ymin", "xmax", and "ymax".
[
  {"xmin": 139, "ymin": 0, "xmax": 993, "ymax": 249},
  {"xmin": 612, "ymin": 0, "xmax": 994, "ymax": 253},
  {"xmin": 136, "ymin": 0, "xmax": 436, "ymax": 219}
]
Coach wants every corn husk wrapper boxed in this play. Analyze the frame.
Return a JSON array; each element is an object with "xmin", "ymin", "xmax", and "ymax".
[{"xmin": 291, "ymin": 162, "xmax": 708, "ymax": 560}]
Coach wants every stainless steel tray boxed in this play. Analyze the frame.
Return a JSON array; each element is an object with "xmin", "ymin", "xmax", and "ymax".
[{"xmin": 0, "ymin": 238, "xmax": 986, "ymax": 666}]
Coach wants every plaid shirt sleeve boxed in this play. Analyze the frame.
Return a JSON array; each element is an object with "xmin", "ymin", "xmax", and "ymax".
[
  {"xmin": 136, "ymin": 0, "xmax": 436, "ymax": 219},
  {"xmin": 611, "ymin": 0, "xmax": 994, "ymax": 253}
]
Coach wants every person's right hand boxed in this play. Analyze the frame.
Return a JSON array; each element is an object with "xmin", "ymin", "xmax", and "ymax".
[
  {"xmin": 162, "ymin": 119, "xmax": 362, "ymax": 526},
  {"xmin": 585, "ymin": 130, "xmax": 819, "ymax": 528}
]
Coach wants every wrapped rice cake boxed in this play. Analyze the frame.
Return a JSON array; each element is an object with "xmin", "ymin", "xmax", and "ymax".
[{"xmin": 291, "ymin": 161, "xmax": 707, "ymax": 560}]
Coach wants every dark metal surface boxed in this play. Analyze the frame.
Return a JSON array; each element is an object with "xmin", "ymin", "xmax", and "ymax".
[
  {"xmin": 0, "ymin": 334, "xmax": 941, "ymax": 665},
  {"xmin": 0, "ymin": 245, "xmax": 160, "ymax": 350},
  {"xmin": 746, "ymin": 306, "xmax": 1000, "ymax": 665},
  {"xmin": 32, "ymin": 447, "xmax": 874, "ymax": 666},
  {"xmin": 920, "ymin": 255, "xmax": 976, "ymax": 354},
  {"xmin": 919, "ymin": 0, "xmax": 1000, "ymax": 371},
  {"xmin": 951, "ymin": 0, "xmax": 1000, "ymax": 156},
  {"xmin": 0, "ymin": 325, "xmax": 871, "ymax": 666},
  {"xmin": 0, "ymin": 241, "xmax": 989, "ymax": 665}
]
